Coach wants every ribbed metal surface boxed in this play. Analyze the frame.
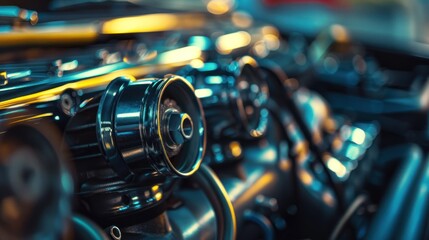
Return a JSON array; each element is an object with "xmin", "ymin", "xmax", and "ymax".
[{"xmin": 65, "ymin": 98, "xmax": 108, "ymax": 174}]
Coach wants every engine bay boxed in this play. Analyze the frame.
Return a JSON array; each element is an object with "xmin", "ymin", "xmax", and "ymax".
[{"xmin": 1, "ymin": 1, "xmax": 429, "ymax": 239}]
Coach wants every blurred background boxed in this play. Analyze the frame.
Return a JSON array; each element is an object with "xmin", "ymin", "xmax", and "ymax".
[{"xmin": 5, "ymin": 0, "xmax": 429, "ymax": 48}]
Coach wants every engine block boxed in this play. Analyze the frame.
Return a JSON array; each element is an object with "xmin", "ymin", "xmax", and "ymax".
[{"xmin": 1, "ymin": 2, "xmax": 429, "ymax": 240}]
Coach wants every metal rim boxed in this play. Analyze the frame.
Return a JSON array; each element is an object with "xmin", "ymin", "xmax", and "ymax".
[
  {"xmin": 156, "ymin": 75, "xmax": 206, "ymax": 177},
  {"xmin": 234, "ymin": 56, "xmax": 269, "ymax": 138},
  {"xmin": 96, "ymin": 76, "xmax": 134, "ymax": 180}
]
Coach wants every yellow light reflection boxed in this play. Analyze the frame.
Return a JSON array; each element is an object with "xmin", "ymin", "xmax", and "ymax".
[
  {"xmin": 263, "ymin": 34, "xmax": 280, "ymax": 51},
  {"xmin": 331, "ymin": 136, "xmax": 343, "ymax": 152},
  {"xmin": 250, "ymin": 129, "xmax": 264, "ymax": 138},
  {"xmin": 151, "ymin": 185, "xmax": 159, "ymax": 192},
  {"xmin": 103, "ymin": 14, "xmax": 177, "ymax": 34},
  {"xmin": 234, "ymin": 173, "xmax": 275, "ymax": 207},
  {"xmin": 216, "ymin": 31, "xmax": 251, "ymax": 55},
  {"xmin": 253, "ymin": 40, "xmax": 269, "ymax": 57},
  {"xmin": 154, "ymin": 192, "xmax": 163, "ymax": 201},
  {"xmin": 261, "ymin": 26, "xmax": 280, "ymax": 51},
  {"xmin": 10, "ymin": 112, "xmax": 53, "ymax": 124},
  {"xmin": 0, "ymin": 71, "xmax": 8, "ymax": 86},
  {"xmin": 190, "ymin": 59, "xmax": 205, "ymax": 68},
  {"xmin": 313, "ymin": 130, "xmax": 323, "ymax": 145},
  {"xmin": 29, "ymin": 12, "xmax": 38, "ymax": 25},
  {"xmin": 231, "ymin": 11, "xmax": 253, "ymax": 28},
  {"xmin": 322, "ymin": 191, "xmax": 335, "ymax": 207},
  {"xmin": 102, "ymin": 13, "xmax": 206, "ymax": 34},
  {"xmin": 310, "ymin": 94, "xmax": 329, "ymax": 120},
  {"xmin": 299, "ymin": 170, "xmax": 313, "ymax": 185},
  {"xmin": 0, "ymin": 72, "xmax": 133, "ymax": 108},
  {"xmin": 326, "ymin": 155, "xmax": 347, "ymax": 178},
  {"xmin": 1, "ymin": 48, "xmax": 203, "ymax": 109},
  {"xmin": 238, "ymin": 55, "xmax": 258, "ymax": 68},
  {"xmin": 158, "ymin": 46, "xmax": 202, "ymax": 66},
  {"xmin": 123, "ymin": 50, "xmax": 158, "ymax": 64},
  {"xmin": 330, "ymin": 24, "xmax": 349, "ymax": 43},
  {"xmin": 279, "ymin": 159, "xmax": 291, "ymax": 171},
  {"xmin": 229, "ymin": 141, "xmax": 242, "ymax": 158},
  {"xmin": 0, "ymin": 24, "xmax": 98, "ymax": 46},
  {"xmin": 207, "ymin": 0, "xmax": 231, "ymax": 15},
  {"xmin": 323, "ymin": 117, "xmax": 337, "ymax": 134},
  {"xmin": 294, "ymin": 141, "xmax": 309, "ymax": 163},
  {"xmin": 261, "ymin": 26, "xmax": 280, "ymax": 37}
]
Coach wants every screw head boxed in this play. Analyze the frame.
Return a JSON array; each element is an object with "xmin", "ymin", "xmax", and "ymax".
[{"xmin": 167, "ymin": 111, "xmax": 193, "ymax": 145}]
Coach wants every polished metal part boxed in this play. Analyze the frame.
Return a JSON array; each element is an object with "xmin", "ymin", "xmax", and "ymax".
[
  {"xmin": 168, "ymin": 189, "xmax": 218, "ymax": 240},
  {"xmin": 62, "ymin": 74, "xmax": 206, "ymax": 220},
  {"xmin": 181, "ymin": 55, "xmax": 269, "ymax": 139},
  {"xmin": 106, "ymin": 226, "xmax": 121, "ymax": 240},
  {"xmin": 96, "ymin": 75, "xmax": 206, "ymax": 180},
  {"xmin": 164, "ymin": 110, "xmax": 194, "ymax": 147},
  {"xmin": 234, "ymin": 56, "xmax": 270, "ymax": 138}
]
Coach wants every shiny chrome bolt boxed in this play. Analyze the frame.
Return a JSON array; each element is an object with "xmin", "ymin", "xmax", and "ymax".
[{"xmin": 167, "ymin": 111, "xmax": 194, "ymax": 145}]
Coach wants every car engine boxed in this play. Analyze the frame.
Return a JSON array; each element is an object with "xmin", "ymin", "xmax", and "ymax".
[{"xmin": 1, "ymin": 1, "xmax": 429, "ymax": 239}]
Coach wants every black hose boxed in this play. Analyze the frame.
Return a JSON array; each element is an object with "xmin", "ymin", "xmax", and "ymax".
[{"xmin": 190, "ymin": 163, "xmax": 237, "ymax": 240}]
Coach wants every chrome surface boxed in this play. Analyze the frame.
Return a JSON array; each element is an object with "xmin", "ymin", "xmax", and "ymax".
[
  {"xmin": 181, "ymin": 56, "xmax": 269, "ymax": 139},
  {"xmin": 168, "ymin": 164, "xmax": 236, "ymax": 240},
  {"xmin": 0, "ymin": 2, "xmax": 427, "ymax": 240}
]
